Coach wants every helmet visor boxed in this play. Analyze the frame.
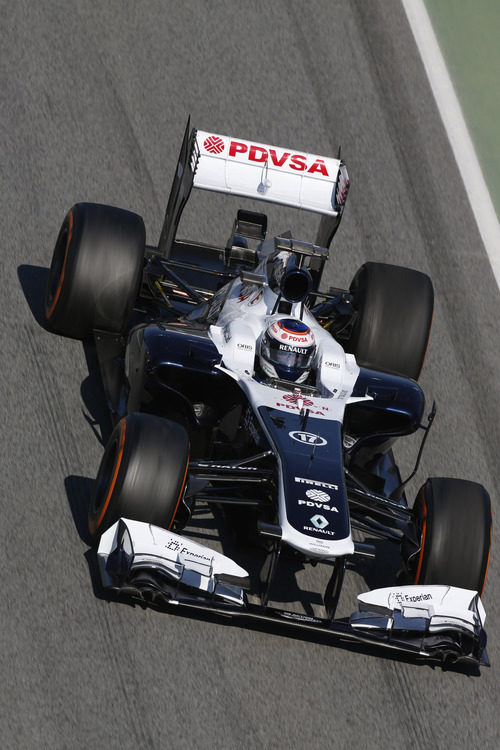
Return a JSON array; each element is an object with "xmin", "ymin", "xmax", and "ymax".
[{"xmin": 262, "ymin": 336, "xmax": 315, "ymax": 372}]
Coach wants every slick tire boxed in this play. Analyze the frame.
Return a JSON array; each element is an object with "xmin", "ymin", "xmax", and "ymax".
[
  {"xmin": 45, "ymin": 202, "xmax": 145, "ymax": 339},
  {"xmin": 348, "ymin": 262, "xmax": 434, "ymax": 380},
  {"xmin": 411, "ymin": 477, "xmax": 492, "ymax": 594},
  {"xmin": 88, "ymin": 412, "xmax": 190, "ymax": 540}
]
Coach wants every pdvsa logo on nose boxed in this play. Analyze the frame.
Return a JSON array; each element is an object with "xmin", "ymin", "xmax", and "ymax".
[{"xmin": 305, "ymin": 489, "xmax": 330, "ymax": 502}]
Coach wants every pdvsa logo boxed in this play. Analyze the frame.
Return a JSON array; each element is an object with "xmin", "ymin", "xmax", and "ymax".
[
  {"xmin": 228, "ymin": 141, "xmax": 330, "ymax": 175},
  {"xmin": 305, "ymin": 489, "xmax": 330, "ymax": 503},
  {"xmin": 283, "ymin": 394, "xmax": 313, "ymax": 406},
  {"xmin": 203, "ymin": 136, "xmax": 225, "ymax": 154},
  {"xmin": 201, "ymin": 134, "xmax": 333, "ymax": 176}
]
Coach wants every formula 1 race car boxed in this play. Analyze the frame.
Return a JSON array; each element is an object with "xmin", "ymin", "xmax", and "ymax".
[{"xmin": 45, "ymin": 120, "xmax": 492, "ymax": 667}]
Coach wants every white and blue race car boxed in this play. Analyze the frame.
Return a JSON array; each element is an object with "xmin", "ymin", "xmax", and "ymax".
[{"xmin": 45, "ymin": 120, "xmax": 492, "ymax": 667}]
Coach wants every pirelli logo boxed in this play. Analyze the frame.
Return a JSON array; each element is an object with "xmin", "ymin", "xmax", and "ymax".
[{"xmin": 295, "ymin": 477, "xmax": 339, "ymax": 491}]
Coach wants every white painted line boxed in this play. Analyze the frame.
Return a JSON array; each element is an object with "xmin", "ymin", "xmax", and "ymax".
[{"xmin": 402, "ymin": 0, "xmax": 500, "ymax": 290}]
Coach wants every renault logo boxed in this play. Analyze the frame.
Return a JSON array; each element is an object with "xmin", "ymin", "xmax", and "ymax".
[{"xmin": 310, "ymin": 515, "xmax": 329, "ymax": 529}]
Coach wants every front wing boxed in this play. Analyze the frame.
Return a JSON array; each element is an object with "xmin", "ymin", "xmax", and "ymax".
[{"xmin": 97, "ymin": 519, "xmax": 488, "ymax": 668}]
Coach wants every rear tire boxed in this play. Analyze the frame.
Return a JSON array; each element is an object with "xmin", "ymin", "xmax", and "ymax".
[
  {"xmin": 410, "ymin": 477, "xmax": 492, "ymax": 594},
  {"xmin": 88, "ymin": 412, "xmax": 190, "ymax": 540},
  {"xmin": 348, "ymin": 262, "xmax": 433, "ymax": 380},
  {"xmin": 45, "ymin": 202, "xmax": 145, "ymax": 339}
]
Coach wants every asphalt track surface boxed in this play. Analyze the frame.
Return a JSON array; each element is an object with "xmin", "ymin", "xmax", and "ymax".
[{"xmin": 2, "ymin": 1, "xmax": 499, "ymax": 748}]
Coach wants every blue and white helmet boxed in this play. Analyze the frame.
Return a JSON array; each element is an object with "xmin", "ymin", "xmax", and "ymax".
[{"xmin": 259, "ymin": 318, "xmax": 316, "ymax": 383}]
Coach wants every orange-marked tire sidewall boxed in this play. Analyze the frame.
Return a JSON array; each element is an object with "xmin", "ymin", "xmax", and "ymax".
[
  {"xmin": 168, "ymin": 452, "xmax": 190, "ymax": 530},
  {"xmin": 413, "ymin": 485, "xmax": 428, "ymax": 584},
  {"xmin": 89, "ymin": 419, "xmax": 127, "ymax": 536},
  {"xmin": 46, "ymin": 209, "xmax": 74, "ymax": 320}
]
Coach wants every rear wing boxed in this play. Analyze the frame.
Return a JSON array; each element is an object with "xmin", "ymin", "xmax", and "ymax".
[{"xmin": 158, "ymin": 120, "xmax": 350, "ymax": 258}]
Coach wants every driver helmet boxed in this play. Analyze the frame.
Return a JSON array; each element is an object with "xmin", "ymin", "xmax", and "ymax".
[{"xmin": 259, "ymin": 318, "xmax": 316, "ymax": 383}]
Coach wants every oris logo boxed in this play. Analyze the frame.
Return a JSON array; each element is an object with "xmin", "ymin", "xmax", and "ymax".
[
  {"xmin": 203, "ymin": 136, "xmax": 225, "ymax": 154},
  {"xmin": 305, "ymin": 489, "xmax": 330, "ymax": 503}
]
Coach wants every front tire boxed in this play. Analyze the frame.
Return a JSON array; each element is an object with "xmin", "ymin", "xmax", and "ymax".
[
  {"xmin": 45, "ymin": 202, "xmax": 145, "ymax": 339},
  {"xmin": 348, "ymin": 262, "xmax": 434, "ymax": 380},
  {"xmin": 409, "ymin": 477, "xmax": 492, "ymax": 594},
  {"xmin": 88, "ymin": 412, "xmax": 190, "ymax": 540}
]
